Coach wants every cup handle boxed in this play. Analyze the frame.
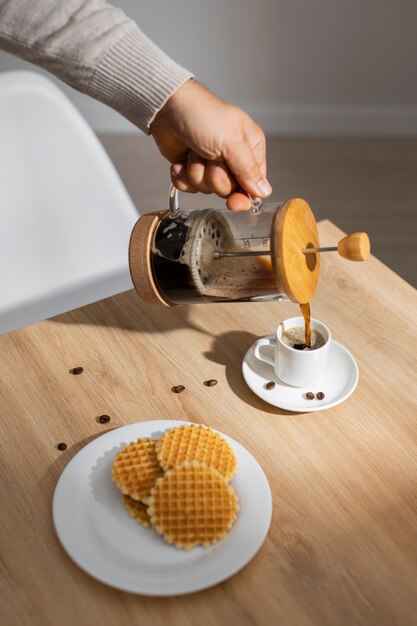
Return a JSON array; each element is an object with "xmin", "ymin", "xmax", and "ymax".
[{"xmin": 253, "ymin": 336, "xmax": 275, "ymax": 366}]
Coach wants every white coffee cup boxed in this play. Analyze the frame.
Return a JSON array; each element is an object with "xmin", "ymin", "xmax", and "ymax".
[{"xmin": 253, "ymin": 317, "xmax": 331, "ymax": 387}]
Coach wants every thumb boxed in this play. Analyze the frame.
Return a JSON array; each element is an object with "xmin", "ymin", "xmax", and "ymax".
[{"xmin": 225, "ymin": 140, "xmax": 272, "ymax": 198}]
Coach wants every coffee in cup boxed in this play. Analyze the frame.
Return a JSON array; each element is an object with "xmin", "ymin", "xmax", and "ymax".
[{"xmin": 281, "ymin": 327, "xmax": 326, "ymax": 351}]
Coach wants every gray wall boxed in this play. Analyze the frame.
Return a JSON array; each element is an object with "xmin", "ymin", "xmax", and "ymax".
[{"xmin": 1, "ymin": 0, "xmax": 417, "ymax": 134}]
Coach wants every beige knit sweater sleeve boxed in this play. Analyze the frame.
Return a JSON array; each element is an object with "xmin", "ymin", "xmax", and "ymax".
[{"xmin": 0, "ymin": 0, "xmax": 193, "ymax": 132}]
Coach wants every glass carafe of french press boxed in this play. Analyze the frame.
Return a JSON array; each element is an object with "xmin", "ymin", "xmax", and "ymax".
[{"xmin": 129, "ymin": 185, "xmax": 370, "ymax": 306}]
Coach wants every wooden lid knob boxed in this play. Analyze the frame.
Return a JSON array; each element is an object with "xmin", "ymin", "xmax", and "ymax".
[{"xmin": 337, "ymin": 232, "xmax": 370, "ymax": 261}]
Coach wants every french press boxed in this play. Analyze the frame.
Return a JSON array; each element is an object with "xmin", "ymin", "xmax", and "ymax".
[{"xmin": 129, "ymin": 185, "xmax": 370, "ymax": 306}]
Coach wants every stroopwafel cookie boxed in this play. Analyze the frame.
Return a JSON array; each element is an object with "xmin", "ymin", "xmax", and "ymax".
[
  {"xmin": 122, "ymin": 494, "xmax": 151, "ymax": 528},
  {"xmin": 112, "ymin": 438, "xmax": 164, "ymax": 502},
  {"xmin": 155, "ymin": 424, "xmax": 237, "ymax": 480},
  {"xmin": 148, "ymin": 461, "xmax": 239, "ymax": 550}
]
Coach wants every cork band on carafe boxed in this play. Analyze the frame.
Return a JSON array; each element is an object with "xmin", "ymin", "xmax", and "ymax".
[{"xmin": 128, "ymin": 210, "xmax": 172, "ymax": 306}]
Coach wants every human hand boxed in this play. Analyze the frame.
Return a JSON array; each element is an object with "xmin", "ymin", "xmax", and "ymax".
[{"xmin": 150, "ymin": 79, "xmax": 271, "ymax": 210}]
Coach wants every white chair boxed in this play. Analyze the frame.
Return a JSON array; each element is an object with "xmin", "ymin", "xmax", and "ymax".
[{"xmin": 0, "ymin": 71, "xmax": 138, "ymax": 335}]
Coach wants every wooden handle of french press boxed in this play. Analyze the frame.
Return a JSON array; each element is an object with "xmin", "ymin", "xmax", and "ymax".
[{"xmin": 337, "ymin": 232, "xmax": 370, "ymax": 261}]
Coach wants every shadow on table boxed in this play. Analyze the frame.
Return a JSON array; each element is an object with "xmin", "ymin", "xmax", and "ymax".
[
  {"xmin": 42, "ymin": 429, "xmax": 118, "ymax": 492},
  {"xmin": 205, "ymin": 330, "xmax": 299, "ymax": 416},
  {"xmin": 51, "ymin": 293, "xmax": 300, "ymax": 417},
  {"xmin": 51, "ymin": 290, "xmax": 215, "ymax": 337}
]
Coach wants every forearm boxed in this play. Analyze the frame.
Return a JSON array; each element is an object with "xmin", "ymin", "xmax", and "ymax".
[{"xmin": 0, "ymin": 0, "xmax": 192, "ymax": 132}]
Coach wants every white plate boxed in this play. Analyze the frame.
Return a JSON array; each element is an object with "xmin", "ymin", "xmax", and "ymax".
[
  {"xmin": 53, "ymin": 420, "xmax": 272, "ymax": 596},
  {"xmin": 242, "ymin": 336, "xmax": 359, "ymax": 412}
]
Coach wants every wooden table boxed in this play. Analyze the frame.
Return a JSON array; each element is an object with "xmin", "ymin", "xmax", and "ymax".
[{"xmin": 1, "ymin": 221, "xmax": 416, "ymax": 626}]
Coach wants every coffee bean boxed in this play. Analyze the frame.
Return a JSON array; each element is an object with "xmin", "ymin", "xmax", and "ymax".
[
  {"xmin": 306, "ymin": 392, "xmax": 315, "ymax": 400},
  {"xmin": 316, "ymin": 391, "xmax": 325, "ymax": 400},
  {"xmin": 293, "ymin": 343, "xmax": 307, "ymax": 351},
  {"xmin": 265, "ymin": 381, "xmax": 276, "ymax": 390},
  {"xmin": 171, "ymin": 385, "xmax": 185, "ymax": 393},
  {"xmin": 98, "ymin": 415, "xmax": 111, "ymax": 424},
  {"xmin": 204, "ymin": 379, "xmax": 218, "ymax": 387},
  {"xmin": 70, "ymin": 367, "xmax": 83, "ymax": 375},
  {"xmin": 57, "ymin": 442, "xmax": 67, "ymax": 451}
]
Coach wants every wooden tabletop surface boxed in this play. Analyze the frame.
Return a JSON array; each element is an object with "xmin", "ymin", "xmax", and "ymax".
[{"xmin": 1, "ymin": 220, "xmax": 416, "ymax": 626}]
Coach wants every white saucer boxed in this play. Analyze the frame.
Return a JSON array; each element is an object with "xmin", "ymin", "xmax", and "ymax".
[
  {"xmin": 242, "ymin": 336, "xmax": 358, "ymax": 412},
  {"xmin": 53, "ymin": 420, "xmax": 272, "ymax": 596}
]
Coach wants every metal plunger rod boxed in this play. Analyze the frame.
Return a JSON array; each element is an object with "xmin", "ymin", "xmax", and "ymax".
[
  {"xmin": 213, "ymin": 248, "xmax": 336, "ymax": 259},
  {"xmin": 213, "ymin": 250, "xmax": 271, "ymax": 258},
  {"xmin": 213, "ymin": 233, "xmax": 370, "ymax": 262},
  {"xmin": 302, "ymin": 246, "xmax": 337, "ymax": 254}
]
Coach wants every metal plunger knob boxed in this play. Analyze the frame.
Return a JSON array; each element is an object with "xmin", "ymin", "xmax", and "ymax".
[{"xmin": 302, "ymin": 232, "xmax": 370, "ymax": 261}]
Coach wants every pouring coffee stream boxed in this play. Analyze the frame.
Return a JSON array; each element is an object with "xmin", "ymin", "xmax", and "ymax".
[
  {"xmin": 211, "ymin": 231, "xmax": 370, "ymax": 348},
  {"xmin": 129, "ymin": 185, "xmax": 370, "ymax": 347}
]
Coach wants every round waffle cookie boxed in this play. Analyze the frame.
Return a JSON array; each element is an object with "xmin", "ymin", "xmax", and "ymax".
[
  {"xmin": 155, "ymin": 424, "xmax": 237, "ymax": 480},
  {"xmin": 148, "ymin": 461, "xmax": 239, "ymax": 550},
  {"xmin": 112, "ymin": 438, "xmax": 164, "ymax": 503},
  {"xmin": 122, "ymin": 495, "xmax": 151, "ymax": 528}
]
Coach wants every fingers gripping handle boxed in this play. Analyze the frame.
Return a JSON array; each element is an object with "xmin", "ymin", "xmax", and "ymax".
[{"xmin": 169, "ymin": 183, "xmax": 263, "ymax": 216}]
